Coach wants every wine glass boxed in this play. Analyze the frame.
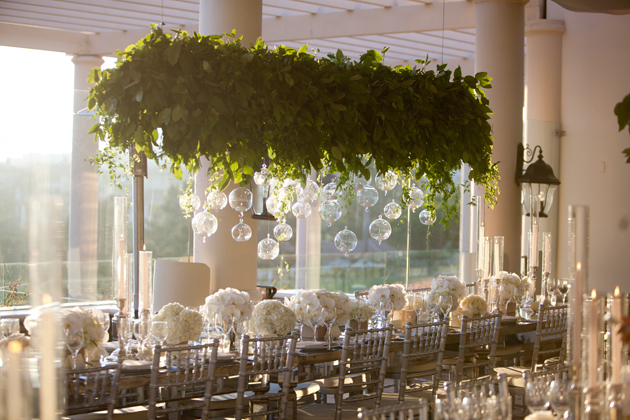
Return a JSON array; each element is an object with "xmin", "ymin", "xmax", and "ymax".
[
  {"xmin": 524, "ymin": 372, "xmax": 548, "ymax": 413},
  {"xmin": 135, "ymin": 319, "xmax": 149, "ymax": 360},
  {"xmin": 426, "ymin": 294, "xmax": 439, "ymax": 322},
  {"xmin": 322, "ymin": 307, "xmax": 338, "ymax": 350},
  {"xmin": 120, "ymin": 317, "xmax": 135, "ymax": 357},
  {"xmin": 499, "ymin": 283, "xmax": 514, "ymax": 315},
  {"xmin": 515, "ymin": 285, "xmax": 531, "ymax": 321},
  {"xmin": 9, "ymin": 319, "xmax": 20, "ymax": 336},
  {"xmin": 438, "ymin": 295, "xmax": 453, "ymax": 321},
  {"xmin": 549, "ymin": 375, "xmax": 570, "ymax": 419},
  {"xmin": 558, "ymin": 279, "xmax": 571, "ymax": 304},
  {"xmin": 546, "ymin": 277, "xmax": 558, "ymax": 305},
  {"xmin": 65, "ymin": 326, "xmax": 84, "ymax": 369},
  {"xmin": 413, "ymin": 292, "xmax": 428, "ymax": 322},
  {"xmin": 151, "ymin": 321, "xmax": 168, "ymax": 347},
  {"xmin": 488, "ymin": 282, "xmax": 500, "ymax": 313}
]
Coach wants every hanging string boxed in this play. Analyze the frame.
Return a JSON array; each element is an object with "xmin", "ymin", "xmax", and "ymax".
[
  {"xmin": 441, "ymin": 0, "xmax": 446, "ymax": 65},
  {"xmin": 161, "ymin": 0, "xmax": 166, "ymax": 26}
]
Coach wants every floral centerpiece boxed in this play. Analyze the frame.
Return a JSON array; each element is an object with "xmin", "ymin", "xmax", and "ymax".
[
  {"xmin": 460, "ymin": 295, "xmax": 489, "ymax": 317},
  {"xmin": 349, "ymin": 300, "xmax": 375, "ymax": 323},
  {"xmin": 493, "ymin": 271, "xmax": 527, "ymax": 298},
  {"xmin": 249, "ymin": 300, "xmax": 297, "ymax": 337},
  {"xmin": 62, "ymin": 307, "xmax": 108, "ymax": 361},
  {"xmin": 204, "ymin": 287, "xmax": 254, "ymax": 322},
  {"xmin": 152, "ymin": 302, "xmax": 203, "ymax": 345},
  {"xmin": 285, "ymin": 290, "xmax": 321, "ymax": 327},
  {"xmin": 427, "ymin": 275, "xmax": 466, "ymax": 310},
  {"xmin": 368, "ymin": 284, "xmax": 406, "ymax": 311},
  {"xmin": 316, "ymin": 290, "xmax": 354, "ymax": 325}
]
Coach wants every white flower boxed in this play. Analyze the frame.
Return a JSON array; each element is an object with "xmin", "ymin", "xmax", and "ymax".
[
  {"xmin": 249, "ymin": 300, "xmax": 297, "ymax": 337},
  {"xmin": 429, "ymin": 275, "xmax": 465, "ymax": 309},
  {"xmin": 460, "ymin": 295, "xmax": 488, "ymax": 316},
  {"xmin": 62, "ymin": 307, "xmax": 107, "ymax": 354},
  {"xmin": 203, "ymin": 288, "xmax": 253, "ymax": 323},
  {"xmin": 152, "ymin": 302, "xmax": 203, "ymax": 344},
  {"xmin": 368, "ymin": 284, "xmax": 406, "ymax": 311}
]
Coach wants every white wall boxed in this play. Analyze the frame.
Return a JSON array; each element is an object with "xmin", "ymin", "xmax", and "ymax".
[{"xmin": 553, "ymin": 10, "xmax": 630, "ymax": 293}]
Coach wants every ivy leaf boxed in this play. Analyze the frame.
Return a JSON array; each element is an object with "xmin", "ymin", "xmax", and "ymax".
[
  {"xmin": 331, "ymin": 146, "xmax": 343, "ymax": 161},
  {"xmin": 298, "ymin": 45, "xmax": 308, "ymax": 54},
  {"xmin": 241, "ymin": 53, "xmax": 254, "ymax": 63},
  {"xmin": 172, "ymin": 164, "xmax": 183, "ymax": 180},
  {"xmin": 284, "ymin": 73, "xmax": 294, "ymax": 87},
  {"xmin": 172, "ymin": 105, "xmax": 183, "ymax": 122},
  {"xmin": 330, "ymin": 103, "xmax": 347, "ymax": 112},
  {"xmin": 88, "ymin": 68, "xmax": 101, "ymax": 83},
  {"xmin": 167, "ymin": 43, "xmax": 181, "ymax": 65}
]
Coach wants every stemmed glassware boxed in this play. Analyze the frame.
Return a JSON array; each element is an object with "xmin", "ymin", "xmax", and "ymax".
[
  {"xmin": 135, "ymin": 319, "xmax": 149, "ymax": 360},
  {"xmin": 151, "ymin": 321, "xmax": 167, "ymax": 347},
  {"xmin": 515, "ymin": 285, "xmax": 531, "ymax": 321},
  {"xmin": 524, "ymin": 371, "xmax": 549, "ymax": 413},
  {"xmin": 546, "ymin": 278, "xmax": 558, "ymax": 305},
  {"xmin": 120, "ymin": 317, "xmax": 135, "ymax": 357},
  {"xmin": 549, "ymin": 375, "xmax": 570, "ymax": 419},
  {"xmin": 557, "ymin": 279, "xmax": 571, "ymax": 304},
  {"xmin": 413, "ymin": 292, "xmax": 428, "ymax": 322},
  {"xmin": 498, "ymin": 283, "xmax": 514, "ymax": 315},
  {"xmin": 322, "ymin": 307, "xmax": 338, "ymax": 350},
  {"xmin": 65, "ymin": 326, "xmax": 84, "ymax": 369},
  {"xmin": 426, "ymin": 295, "xmax": 439, "ymax": 322},
  {"xmin": 438, "ymin": 295, "xmax": 453, "ymax": 321},
  {"xmin": 488, "ymin": 281, "xmax": 500, "ymax": 314}
]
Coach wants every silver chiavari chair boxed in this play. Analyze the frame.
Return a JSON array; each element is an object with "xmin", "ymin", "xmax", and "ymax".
[
  {"xmin": 438, "ymin": 374, "xmax": 511, "ymax": 420},
  {"xmin": 357, "ymin": 398, "xmax": 429, "ymax": 420},
  {"xmin": 147, "ymin": 339, "xmax": 219, "ymax": 420},
  {"xmin": 389, "ymin": 320, "xmax": 448, "ymax": 404},
  {"xmin": 234, "ymin": 332, "xmax": 298, "ymax": 420},
  {"xmin": 530, "ymin": 304, "xmax": 568, "ymax": 370},
  {"xmin": 451, "ymin": 312, "xmax": 502, "ymax": 383},
  {"xmin": 63, "ymin": 358, "xmax": 123, "ymax": 419}
]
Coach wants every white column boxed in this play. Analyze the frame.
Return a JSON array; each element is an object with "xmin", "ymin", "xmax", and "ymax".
[
  {"xmin": 68, "ymin": 55, "xmax": 103, "ymax": 301},
  {"xmin": 523, "ymin": 19, "xmax": 564, "ymax": 278},
  {"xmin": 475, "ymin": 0, "xmax": 527, "ymax": 273},
  {"xmin": 194, "ymin": 0, "xmax": 263, "ymax": 300},
  {"xmin": 296, "ymin": 189, "xmax": 321, "ymax": 290}
]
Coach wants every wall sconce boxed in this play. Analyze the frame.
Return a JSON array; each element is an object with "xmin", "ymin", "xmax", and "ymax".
[{"xmin": 515, "ymin": 144, "xmax": 560, "ymax": 218}]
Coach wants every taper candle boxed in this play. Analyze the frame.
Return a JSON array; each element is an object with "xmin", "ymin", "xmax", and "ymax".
[
  {"xmin": 588, "ymin": 289, "xmax": 598, "ymax": 388},
  {"xmin": 612, "ymin": 286, "xmax": 622, "ymax": 385},
  {"xmin": 117, "ymin": 236, "xmax": 125, "ymax": 299},
  {"xmin": 139, "ymin": 245, "xmax": 151, "ymax": 312},
  {"xmin": 40, "ymin": 294, "xmax": 58, "ymax": 420},
  {"xmin": 542, "ymin": 232, "xmax": 552, "ymax": 273},
  {"xmin": 7, "ymin": 340, "xmax": 23, "ymax": 420}
]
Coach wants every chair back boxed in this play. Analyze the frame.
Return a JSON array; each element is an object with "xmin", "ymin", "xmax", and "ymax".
[
  {"xmin": 152, "ymin": 261, "xmax": 210, "ymax": 312},
  {"xmin": 531, "ymin": 304, "xmax": 568, "ymax": 370},
  {"xmin": 441, "ymin": 374, "xmax": 511, "ymax": 420},
  {"xmin": 235, "ymin": 332, "xmax": 298, "ymax": 420},
  {"xmin": 355, "ymin": 290, "xmax": 369, "ymax": 301},
  {"xmin": 335, "ymin": 325, "xmax": 393, "ymax": 420},
  {"xmin": 358, "ymin": 398, "xmax": 429, "ymax": 420},
  {"xmin": 64, "ymin": 359, "xmax": 123, "ymax": 419},
  {"xmin": 398, "ymin": 320, "xmax": 448, "ymax": 403},
  {"xmin": 523, "ymin": 366, "xmax": 570, "ymax": 409},
  {"xmin": 148, "ymin": 340, "xmax": 219, "ymax": 420},
  {"xmin": 455, "ymin": 312, "xmax": 502, "ymax": 383}
]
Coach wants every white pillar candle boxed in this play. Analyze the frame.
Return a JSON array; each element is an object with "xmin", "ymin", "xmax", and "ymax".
[
  {"xmin": 7, "ymin": 340, "xmax": 23, "ymax": 420},
  {"xmin": 612, "ymin": 286, "xmax": 622, "ymax": 385},
  {"xmin": 118, "ymin": 236, "xmax": 126, "ymax": 299},
  {"xmin": 139, "ymin": 245, "xmax": 151, "ymax": 312},
  {"xmin": 572, "ymin": 262, "xmax": 583, "ymax": 369},
  {"xmin": 542, "ymin": 232, "xmax": 552, "ymax": 273},
  {"xmin": 40, "ymin": 295, "xmax": 58, "ymax": 420},
  {"xmin": 588, "ymin": 289, "xmax": 598, "ymax": 388},
  {"xmin": 530, "ymin": 224, "xmax": 539, "ymax": 267}
]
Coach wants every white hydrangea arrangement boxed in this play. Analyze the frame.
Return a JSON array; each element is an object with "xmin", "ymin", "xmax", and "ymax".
[
  {"xmin": 152, "ymin": 302, "xmax": 204, "ymax": 345},
  {"xmin": 204, "ymin": 287, "xmax": 254, "ymax": 321},
  {"xmin": 492, "ymin": 271, "xmax": 527, "ymax": 298},
  {"xmin": 459, "ymin": 294, "xmax": 489, "ymax": 317},
  {"xmin": 249, "ymin": 300, "xmax": 297, "ymax": 337},
  {"xmin": 62, "ymin": 307, "xmax": 108, "ymax": 361},
  {"xmin": 427, "ymin": 275, "xmax": 466, "ymax": 310},
  {"xmin": 368, "ymin": 284, "xmax": 406, "ymax": 311}
]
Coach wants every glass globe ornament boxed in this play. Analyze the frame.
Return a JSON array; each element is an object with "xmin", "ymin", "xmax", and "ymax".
[
  {"xmin": 283, "ymin": 178, "xmax": 299, "ymax": 188},
  {"xmin": 384, "ymin": 200, "xmax": 402, "ymax": 220},
  {"xmin": 297, "ymin": 179, "xmax": 320, "ymax": 202},
  {"xmin": 322, "ymin": 182, "xmax": 339, "ymax": 200},
  {"xmin": 273, "ymin": 223, "xmax": 293, "ymax": 242},
  {"xmin": 258, "ymin": 234, "xmax": 280, "ymax": 260},
  {"xmin": 253, "ymin": 166, "xmax": 271, "ymax": 187},
  {"xmin": 407, "ymin": 187, "xmax": 425, "ymax": 213},
  {"xmin": 191, "ymin": 211, "xmax": 218, "ymax": 241},
  {"xmin": 369, "ymin": 215, "xmax": 392, "ymax": 245},
  {"xmin": 291, "ymin": 200, "xmax": 312, "ymax": 218},
  {"xmin": 231, "ymin": 220, "xmax": 252, "ymax": 242},
  {"xmin": 375, "ymin": 170, "xmax": 398, "ymax": 195},
  {"xmin": 265, "ymin": 196, "xmax": 282, "ymax": 219},
  {"xmin": 334, "ymin": 226, "xmax": 358, "ymax": 257},
  {"xmin": 179, "ymin": 193, "xmax": 201, "ymax": 211},
  {"xmin": 206, "ymin": 189, "xmax": 228, "ymax": 211},
  {"xmin": 419, "ymin": 209, "xmax": 436, "ymax": 225},
  {"xmin": 319, "ymin": 200, "xmax": 342, "ymax": 227},
  {"xmin": 357, "ymin": 185, "xmax": 379, "ymax": 211},
  {"xmin": 228, "ymin": 187, "xmax": 253, "ymax": 215}
]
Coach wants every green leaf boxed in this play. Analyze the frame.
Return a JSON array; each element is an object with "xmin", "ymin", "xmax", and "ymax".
[
  {"xmin": 88, "ymin": 68, "xmax": 101, "ymax": 83},
  {"xmin": 331, "ymin": 146, "xmax": 343, "ymax": 161},
  {"xmin": 298, "ymin": 45, "xmax": 308, "ymax": 54},
  {"xmin": 330, "ymin": 103, "xmax": 347, "ymax": 112},
  {"xmin": 167, "ymin": 43, "xmax": 181, "ymax": 65},
  {"xmin": 241, "ymin": 53, "xmax": 254, "ymax": 63},
  {"xmin": 172, "ymin": 105, "xmax": 183, "ymax": 122},
  {"xmin": 172, "ymin": 164, "xmax": 183, "ymax": 180},
  {"xmin": 284, "ymin": 73, "xmax": 294, "ymax": 87}
]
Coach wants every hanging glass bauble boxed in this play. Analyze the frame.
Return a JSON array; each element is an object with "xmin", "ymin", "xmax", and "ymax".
[
  {"xmin": 191, "ymin": 211, "xmax": 218, "ymax": 238},
  {"xmin": 322, "ymin": 182, "xmax": 339, "ymax": 200},
  {"xmin": 206, "ymin": 189, "xmax": 228, "ymax": 211},
  {"xmin": 283, "ymin": 178, "xmax": 299, "ymax": 188},
  {"xmin": 258, "ymin": 234, "xmax": 280, "ymax": 260},
  {"xmin": 419, "ymin": 209, "xmax": 436, "ymax": 225},
  {"xmin": 319, "ymin": 200, "xmax": 342, "ymax": 227},
  {"xmin": 179, "ymin": 193, "xmax": 201, "ymax": 211},
  {"xmin": 334, "ymin": 226, "xmax": 358, "ymax": 257},
  {"xmin": 291, "ymin": 201, "xmax": 312, "ymax": 218},
  {"xmin": 277, "ymin": 186, "xmax": 294, "ymax": 201},
  {"xmin": 407, "ymin": 187, "xmax": 425, "ymax": 213},
  {"xmin": 369, "ymin": 215, "xmax": 392, "ymax": 245},
  {"xmin": 231, "ymin": 220, "xmax": 252, "ymax": 242},
  {"xmin": 297, "ymin": 179, "xmax": 320, "ymax": 202},
  {"xmin": 228, "ymin": 187, "xmax": 253, "ymax": 214},
  {"xmin": 253, "ymin": 166, "xmax": 271, "ymax": 187},
  {"xmin": 273, "ymin": 223, "xmax": 293, "ymax": 242},
  {"xmin": 384, "ymin": 200, "xmax": 402, "ymax": 220},
  {"xmin": 357, "ymin": 186, "xmax": 379, "ymax": 211},
  {"xmin": 266, "ymin": 196, "xmax": 282, "ymax": 218},
  {"xmin": 375, "ymin": 170, "xmax": 398, "ymax": 195}
]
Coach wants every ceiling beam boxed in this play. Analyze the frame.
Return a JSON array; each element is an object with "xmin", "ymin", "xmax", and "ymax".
[{"xmin": 263, "ymin": 1, "xmax": 475, "ymax": 42}]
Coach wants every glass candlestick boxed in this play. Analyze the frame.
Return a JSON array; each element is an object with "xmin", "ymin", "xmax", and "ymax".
[{"xmin": 608, "ymin": 383, "xmax": 623, "ymax": 420}]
